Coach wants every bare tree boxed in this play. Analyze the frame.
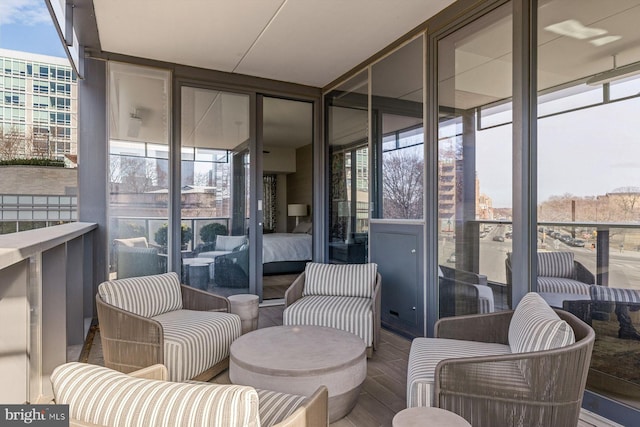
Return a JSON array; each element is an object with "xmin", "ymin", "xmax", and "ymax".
[{"xmin": 382, "ymin": 150, "xmax": 423, "ymax": 219}]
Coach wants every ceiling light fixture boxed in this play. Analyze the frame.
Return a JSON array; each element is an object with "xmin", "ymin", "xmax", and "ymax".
[
  {"xmin": 589, "ymin": 35, "xmax": 622, "ymax": 47},
  {"xmin": 544, "ymin": 19, "xmax": 607, "ymax": 40},
  {"xmin": 586, "ymin": 56, "xmax": 640, "ymax": 86}
]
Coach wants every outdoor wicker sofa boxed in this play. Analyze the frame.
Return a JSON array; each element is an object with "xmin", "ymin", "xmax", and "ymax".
[
  {"xmin": 283, "ymin": 262, "xmax": 381, "ymax": 357},
  {"xmin": 50, "ymin": 362, "xmax": 329, "ymax": 427},
  {"xmin": 407, "ymin": 292, "xmax": 595, "ymax": 427},
  {"xmin": 96, "ymin": 272, "xmax": 241, "ymax": 382}
]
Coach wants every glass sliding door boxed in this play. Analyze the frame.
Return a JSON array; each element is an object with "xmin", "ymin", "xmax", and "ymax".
[
  {"xmin": 107, "ymin": 62, "xmax": 170, "ymax": 280},
  {"xmin": 261, "ymin": 96, "xmax": 313, "ymax": 300},
  {"xmin": 537, "ymin": 0, "xmax": 640, "ymax": 414},
  {"xmin": 180, "ymin": 86, "xmax": 251, "ymax": 295},
  {"xmin": 437, "ymin": 3, "xmax": 513, "ymax": 317},
  {"xmin": 325, "ymin": 71, "xmax": 369, "ymax": 264}
]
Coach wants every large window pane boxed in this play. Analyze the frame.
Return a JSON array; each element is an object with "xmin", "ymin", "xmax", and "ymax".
[
  {"xmin": 326, "ymin": 71, "xmax": 369, "ymax": 264},
  {"xmin": 181, "ymin": 87, "xmax": 250, "ymax": 294},
  {"xmin": 372, "ymin": 37, "xmax": 424, "ymax": 220},
  {"xmin": 538, "ymin": 0, "xmax": 640, "ymax": 410},
  {"xmin": 108, "ymin": 62, "xmax": 170, "ymax": 279},
  {"xmin": 437, "ymin": 3, "xmax": 513, "ymax": 318}
]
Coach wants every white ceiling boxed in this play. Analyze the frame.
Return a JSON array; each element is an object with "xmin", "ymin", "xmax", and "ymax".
[{"xmin": 92, "ymin": 0, "xmax": 455, "ymax": 88}]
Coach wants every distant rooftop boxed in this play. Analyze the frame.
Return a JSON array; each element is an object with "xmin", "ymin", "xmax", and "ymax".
[{"xmin": 0, "ymin": 48, "xmax": 72, "ymax": 66}]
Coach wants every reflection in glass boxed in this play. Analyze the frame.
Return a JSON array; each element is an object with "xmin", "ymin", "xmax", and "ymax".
[
  {"xmin": 372, "ymin": 37, "xmax": 424, "ymax": 220},
  {"xmin": 108, "ymin": 62, "xmax": 170, "ymax": 279},
  {"xmin": 538, "ymin": 0, "xmax": 640, "ymax": 410},
  {"xmin": 180, "ymin": 86, "xmax": 250, "ymax": 295},
  {"xmin": 326, "ymin": 71, "xmax": 369, "ymax": 264},
  {"xmin": 437, "ymin": 4, "xmax": 513, "ymax": 317}
]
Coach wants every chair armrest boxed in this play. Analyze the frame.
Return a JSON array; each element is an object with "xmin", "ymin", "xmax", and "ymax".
[
  {"xmin": 575, "ymin": 261, "xmax": 595, "ymax": 284},
  {"xmin": 128, "ymin": 364, "xmax": 168, "ymax": 381},
  {"xmin": 96, "ymin": 295, "xmax": 164, "ymax": 372},
  {"xmin": 181, "ymin": 285, "xmax": 230, "ymax": 312},
  {"xmin": 372, "ymin": 273, "xmax": 381, "ymax": 351},
  {"xmin": 434, "ymin": 346, "xmax": 583, "ymax": 406},
  {"xmin": 273, "ymin": 385, "xmax": 328, "ymax": 427},
  {"xmin": 435, "ymin": 310, "xmax": 513, "ymax": 344},
  {"xmin": 285, "ymin": 272, "xmax": 306, "ymax": 307}
]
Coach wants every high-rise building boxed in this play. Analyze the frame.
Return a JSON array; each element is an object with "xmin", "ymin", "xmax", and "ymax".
[{"xmin": 0, "ymin": 49, "xmax": 77, "ymax": 160}]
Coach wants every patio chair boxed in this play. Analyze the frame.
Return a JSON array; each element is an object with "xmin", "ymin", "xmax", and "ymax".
[
  {"xmin": 112, "ymin": 237, "xmax": 163, "ymax": 279},
  {"xmin": 50, "ymin": 362, "xmax": 328, "ymax": 427},
  {"xmin": 96, "ymin": 272, "xmax": 241, "ymax": 382},
  {"xmin": 438, "ymin": 265, "xmax": 494, "ymax": 317},
  {"xmin": 505, "ymin": 251, "xmax": 596, "ymax": 307},
  {"xmin": 283, "ymin": 262, "xmax": 381, "ymax": 357},
  {"xmin": 406, "ymin": 292, "xmax": 595, "ymax": 427}
]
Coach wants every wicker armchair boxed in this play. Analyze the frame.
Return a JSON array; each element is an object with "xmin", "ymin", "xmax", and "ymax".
[
  {"xmin": 407, "ymin": 293, "xmax": 595, "ymax": 427},
  {"xmin": 283, "ymin": 262, "xmax": 381, "ymax": 358},
  {"xmin": 96, "ymin": 272, "xmax": 241, "ymax": 382},
  {"xmin": 112, "ymin": 237, "xmax": 163, "ymax": 279},
  {"xmin": 50, "ymin": 362, "xmax": 329, "ymax": 427},
  {"xmin": 438, "ymin": 265, "xmax": 494, "ymax": 317},
  {"xmin": 505, "ymin": 251, "xmax": 596, "ymax": 308}
]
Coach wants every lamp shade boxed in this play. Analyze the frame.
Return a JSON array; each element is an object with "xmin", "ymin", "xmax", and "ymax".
[{"xmin": 288, "ymin": 204, "xmax": 307, "ymax": 217}]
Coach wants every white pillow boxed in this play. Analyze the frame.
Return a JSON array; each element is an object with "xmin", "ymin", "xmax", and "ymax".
[
  {"xmin": 292, "ymin": 222, "xmax": 312, "ymax": 234},
  {"xmin": 216, "ymin": 235, "xmax": 247, "ymax": 251}
]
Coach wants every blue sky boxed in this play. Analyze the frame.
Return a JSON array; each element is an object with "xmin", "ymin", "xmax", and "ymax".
[{"xmin": 0, "ymin": 0, "xmax": 66, "ymax": 58}]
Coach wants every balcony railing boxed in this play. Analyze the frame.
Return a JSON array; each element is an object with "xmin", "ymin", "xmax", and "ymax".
[{"xmin": 0, "ymin": 222, "xmax": 97, "ymax": 404}]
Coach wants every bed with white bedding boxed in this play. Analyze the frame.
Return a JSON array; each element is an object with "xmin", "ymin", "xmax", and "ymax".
[{"xmin": 263, "ymin": 232, "xmax": 312, "ymax": 274}]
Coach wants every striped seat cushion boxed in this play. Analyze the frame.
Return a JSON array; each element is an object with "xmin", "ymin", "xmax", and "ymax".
[
  {"xmin": 303, "ymin": 262, "xmax": 377, "ymax": 298},
  {"xmin": 51, "ymin": 362, "xmax": 260, "ymax": 427},
  {"xmin": 283, "ymin": 295, "xmax": 373, "ymax": 346},
  {"xmin": 98, "ymin": 272, "xmax": 182, "ymax": 318},
  {"xmin": 256, "ymin": 389, "xmax": 307, "ymax": 427},
  {"xmin": 537, "ymin": 252, "xmax": 574, "ymax": 278},
  {"xmin": 407, "ymin": 338, "xmax": 514, "ymax": 407},
  {"xmin": 537, "ymin": 277, "xmax": 590, "ymax": 295},
  {"xmin": 590, "ymin": 285, "xmax": 640, "ymax": 303},
  {"xmin": 153, "ymin": 310, "xmax": 241, "ymax": 382}
]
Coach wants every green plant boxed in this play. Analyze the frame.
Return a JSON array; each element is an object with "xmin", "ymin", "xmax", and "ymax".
[
  {"xmin": 154, "ymin": 224, "xmax": 192, "ymax": 247},
  {"xmin": 200, "ymin": 223, "xmax": 228, "ymax": 243}
]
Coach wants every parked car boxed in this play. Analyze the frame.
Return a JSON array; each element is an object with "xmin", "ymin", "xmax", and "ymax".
[
  {"xmin": 505, "ymin": 231, "xmax": 512, "ymax": 239},
  {"xmin": 493, "ymin": 235, "xmax": 505, "ymax": 242},
  {"xmin": 571, "ymin": 239, "xmax": 586, "ymax": 247},
  {"xmin": 447, "ymin": 252, "xmax": 456, "ymax": 263}
]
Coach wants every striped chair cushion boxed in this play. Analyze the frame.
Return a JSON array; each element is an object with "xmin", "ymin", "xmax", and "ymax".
[
  {"xmin": 153, "ymin": 310, "xmax": 241, "ymax": 382},
  {"xmin": 51, "ymin": 362, "xmax": 260, "ymax": 427},
  {"xmin": 283, "ymin": 295, "xmax": 373, "ymax": 346},
  {"xmin": 98, "ymin": 272, "xmax": 182, "ymax": 318},
  {"xmin": 590, "ymin": 285, "xmax": 640, "ymax": 303},
  {"xmin": 407, "ymin": 338, "xmax": 514, "ymax": 407},
  {"xmin": 474, "ymin": 284, "xmax": 495, "ymax": 313},
  {"xmin": 303, "ymin": 262, "xmax": 377, "ymax": 298},
  {"xmin": 537, "ymin": 277, "xmax": 591, "ymax": 295},
  {"xmin": 537, "ymin": 252, "xmax": 574, "ymax": 279},
  {"xmin": 256, "ymin": 389, "xmax": 307, "ymax": 427},
  {"xmin": 508, "ymin": 292, "xmax": 575, "ymax": 355}
]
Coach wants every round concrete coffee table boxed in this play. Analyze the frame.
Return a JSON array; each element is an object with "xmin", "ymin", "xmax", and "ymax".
[
  {"xmin": 392, "ymin": 407, "xmax": 471, "ymax": 427},
  {"xmin": 229, "ymin": 325, "xmax": 366, "ymax": 422}
]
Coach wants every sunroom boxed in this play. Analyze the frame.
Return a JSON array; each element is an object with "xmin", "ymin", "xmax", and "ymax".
[{"xmin": 2, "ymin": 0, "xmax": 640, "ymax": 425}]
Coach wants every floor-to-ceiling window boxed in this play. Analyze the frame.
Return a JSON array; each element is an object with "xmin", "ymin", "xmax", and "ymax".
[
  {"xmin": 537, "ymin": 0, "xmax": 640, "ymax": 413},
  {"xmin": 326, "ymin": 71, "xmax": 369, "ymax": 264},
  {"xmin": 108, "ymin": 62, "xmax": 170, "ymax": 280},
  {"xmin": 436, "ymin": 3, "xmax": 513, "ymax": 316},
  {"xmin": 180, "ymin": 86, "xmax": 251, "ymax": 295}
]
